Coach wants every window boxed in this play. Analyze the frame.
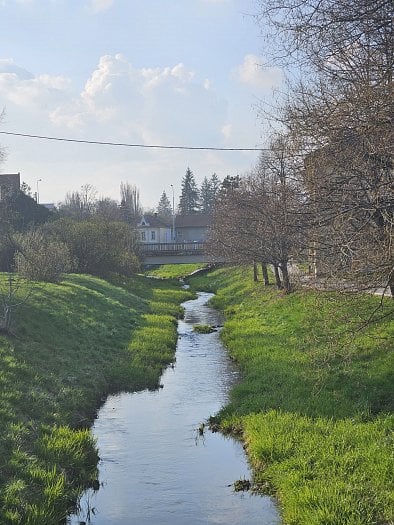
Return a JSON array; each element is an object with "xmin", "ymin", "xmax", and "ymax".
[
  {"xmin": 151, "ymin": 231, "xmax": 156, "ymax": 241},
  {"xmin": 140, "ymin": 231, "xmax": 146, "ymax": 241}
]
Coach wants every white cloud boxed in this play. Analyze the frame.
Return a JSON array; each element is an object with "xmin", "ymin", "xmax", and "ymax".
[
  {"xmin": 0, "ymin": 58, "xmax": 34, "ymax": 80},
  {"xmin": 50, "ymin": 54, "xmax": 226, "ymax": 148},
  {"xmin": 236, "ymin": 54, "xmax": 283, "ymax": 90},
  {"xmin": 0, "ymin": 55, "xmax": 226, "ymax": 149},
  {"xmin": 0, "ymin": 59, "xmax": 70, "ymax": 110},
  {"xmin": 140, "ymin": 62, "xmax": 195, "ymax": 91},
  {"xmin": 0, "ymin": 56, "xmax": 261, "ymax": 209}
]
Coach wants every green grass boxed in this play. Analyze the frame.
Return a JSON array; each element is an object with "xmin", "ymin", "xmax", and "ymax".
[
  {"xmin": 144, "ymin": 263, "xmax": 207, "ymax": 279},
  {"xmin": 188, "ymin": 266, "xmax": 394, "ymax": 524},
  {"xmin": 193, "ymin": 324, "xmax": 215, "ymax": 334},
  {"xmin": 0, "ymin": 272, "xmax": 192, "ymax": 524}
]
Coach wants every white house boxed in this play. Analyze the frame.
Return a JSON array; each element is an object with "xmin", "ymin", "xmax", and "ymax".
[
  {"xmin": 137, "ymin": 214, "xmax": 172, "ymax": 243},
  {"xmin": 137, "ymin": 213, "xmax": 211, "ymax": 245}
]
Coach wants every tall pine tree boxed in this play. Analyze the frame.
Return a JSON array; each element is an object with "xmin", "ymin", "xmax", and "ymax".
[
  {"xmin": 209, "ymin": 173, "xmax": 221, "ymax": 200},
  {"xmin": 200, "ymin": 177, "xmax": 212, "ymax": 213},
  {"xmin": 200, "ymin": 173, "xmax": 222, "ymax": 213},
  {"xmin": 157, "ymin": 190, "xmax": 172, "ymax": 220},
  {"xmin": 178, "ymin": 168, "xmax": 199, "ymax": 214}
]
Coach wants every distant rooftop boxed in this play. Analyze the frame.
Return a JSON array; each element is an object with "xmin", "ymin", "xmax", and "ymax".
[
  {"xmin": 175, "ymin": 213, "xmax": 211, "ymax": 228},
  {"xmin": 138, "ymin": 214, "xmax": 171, "ymax": 228}
]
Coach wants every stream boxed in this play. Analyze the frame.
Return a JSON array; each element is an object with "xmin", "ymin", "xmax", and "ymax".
[{"xmin": 68, "ymin": 292, "xmax": 279, "ymax": 525}]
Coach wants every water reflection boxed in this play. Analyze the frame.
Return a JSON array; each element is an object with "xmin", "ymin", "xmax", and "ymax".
[{"xmin": 68, "ymin": 293, "xmax": 279, "ymax": 525}]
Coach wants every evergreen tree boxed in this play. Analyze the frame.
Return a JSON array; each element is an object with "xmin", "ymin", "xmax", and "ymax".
[
  {"xmin": 178, "ymin": 168, "xmax": 199, "ymax": 214},
  {"xmin": 217, "ymin": 175, "xmax": 241, "ymax": 201},
  {"xmin": 209, "ymin": 173, "xmax": 221, "ymax": 201},
  {"xmin": 157, "ymin": 190, "xmax": 172, "ymax": 220},
  {"xmin": 200, "ymin": 173, "xmax": 222, "ymax": 213},
  {"xmin": 200, "ymin": 177, "xmax": 212, "ymax": 213}
]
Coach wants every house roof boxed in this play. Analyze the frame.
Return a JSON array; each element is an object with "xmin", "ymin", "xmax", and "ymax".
[
  {"xmin": 175, "ymin": 213, "xmax": 210, "ymax": 228},
  {"xmin": 138, "ymin": 214, "xmax": 171, "ymax": 228}
]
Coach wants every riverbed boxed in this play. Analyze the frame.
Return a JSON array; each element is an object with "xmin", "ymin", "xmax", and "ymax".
[{"xmin": 68, "ymin": 292, "xmax": 279, "ymax": 525}]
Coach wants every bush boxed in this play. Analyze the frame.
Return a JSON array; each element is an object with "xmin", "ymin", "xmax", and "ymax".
[
  {"xmin": 43, "ymin": 217, "xmax": 140, "ymax": 277},
  {"xmin": 15, "ymin": 230, "xmax": 72, "ymax": 282}
]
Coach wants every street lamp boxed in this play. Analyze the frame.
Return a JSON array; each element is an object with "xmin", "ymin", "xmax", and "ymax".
[
  {"xmin": 170, "ymin": 184, "xmax": 175, "ymax": 242},
  {"xmin": 36, "ymin": 179, "xmax": 42, "ymax": 204}
]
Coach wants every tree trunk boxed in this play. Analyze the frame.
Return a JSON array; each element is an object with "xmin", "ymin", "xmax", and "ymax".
[
  {"xmin": 253, "ymin": 262, "xmax": 258, "ymax": 282},
  {"xmin": 280, "ymin": 262, "xmax": 292, "ymax": 293},
  {"xmin": 0, "ymin": 305, "xmax": 12, "ymax": 333},
  {"xmin": 4, "ymin": 305, "xmax": 11, "ymax": 332},
  {"xmin": 261, "ymin": 263, "xmax": 270, "ymax": 286},
  {"xmin": 273, "ymin": 265, "xmax": 283, "ymax": 289}
]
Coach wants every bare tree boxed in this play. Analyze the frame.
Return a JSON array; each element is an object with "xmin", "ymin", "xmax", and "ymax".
[
  {"xmin": 120, "ymin": 182, "xmax": 142, "ymax": 225},
  {"xmin": 208, "ymin": 136, "xmax": 304, "ymax": 293},
  {"xmin": 59, "ymin": 184, "xmax": 97, "ymax": 219},
  {"xmin": 0, "ymin": 231, "xmax": 32, "ymax": 334},
  {"xmin": 0, "ymin": 273, "xmax": 32, "ymax": 334},
  {"xmin": 95, "ymin": 197, "xmax": 122, "ymax": 221},
  {"xmin": 257, "ymin": 0, "xmax": 394, "ymax": 297}
]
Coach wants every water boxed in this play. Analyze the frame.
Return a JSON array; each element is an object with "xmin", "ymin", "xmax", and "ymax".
[{"xmin": 68, "ymin": 292, "xmax": 279, "ymax": 525}]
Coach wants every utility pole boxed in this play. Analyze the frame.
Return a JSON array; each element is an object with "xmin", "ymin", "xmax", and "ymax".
[
  {"xmin": 170, "ymin": 184, "xmax": 175, "ymax": 242},
  {"xmin": 36, "ymin": 179, "xmax": 42, "ymax": 203}
]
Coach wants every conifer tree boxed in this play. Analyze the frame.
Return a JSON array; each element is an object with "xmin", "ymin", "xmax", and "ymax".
[
  {"xmin": 200, "ymin": 177, "xmax": 212, "ymax": 213},
  {"xmin": 199, "ymin": 173, "xmax": 222, "ymax": 213},
  {"xmin": 209, "ymin": 173, "xmax": 221, "ymax": 200},
  {"xmin": 178, "ymin": 168, "xmax": 199, "ymax": 214},
  {"xmin": 157, "ymin": 190, "xmax": 172, "ymax": 220}
]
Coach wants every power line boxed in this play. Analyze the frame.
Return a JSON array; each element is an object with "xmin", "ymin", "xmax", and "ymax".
[{"xmin": 0, "ymin": 131, "xmax": 266, "ymax": 152}]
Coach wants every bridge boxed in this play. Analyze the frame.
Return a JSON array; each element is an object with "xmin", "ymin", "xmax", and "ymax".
[{"xmin": 139, "ymin": 242, "xmax": 223, "ymax": 265}]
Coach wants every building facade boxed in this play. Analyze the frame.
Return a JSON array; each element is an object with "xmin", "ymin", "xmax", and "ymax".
[
  {"xmin": 0, "ymin": 173, "xmax": 20, "ymax": 200},
  {"xmin": 137, "ymin": 214, "xmax": 172, "ymax": 243},
  {"xmin": 175, "ymin": 214, "xmax": 210, "ymax": 242}
]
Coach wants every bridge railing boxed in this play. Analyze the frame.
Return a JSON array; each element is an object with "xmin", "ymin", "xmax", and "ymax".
[{"xmin": 139, "ymin": 242, "xmax": 206, "ymax": 255}]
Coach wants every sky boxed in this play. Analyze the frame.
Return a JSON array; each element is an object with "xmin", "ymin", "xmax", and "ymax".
[{"xmin": 0, "ymin": 0, "xmax": 283, "ymax": 209}]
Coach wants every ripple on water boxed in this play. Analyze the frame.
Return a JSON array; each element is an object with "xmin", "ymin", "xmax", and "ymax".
[{"xmin": 68, "ymin": 292, "xmax": 279, "ymax": 525}]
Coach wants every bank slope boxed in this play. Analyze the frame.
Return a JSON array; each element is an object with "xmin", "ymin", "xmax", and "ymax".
[
  {"xmin": 0, "ymin": 273, "xmax": 191, "ymax": 525},
  {"xmin": 188, "ymin": 266, "xmax": 394, "ymax": 525}
]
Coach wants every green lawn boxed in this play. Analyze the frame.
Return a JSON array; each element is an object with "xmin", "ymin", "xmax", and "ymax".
[
  {"xmin": 188, "ymin": 266, "xmax": 394, "ymax": 525},
  {"xmin": 144, "ymin": 263, "xmax": 207, "ymax": 279},
  {"xmin": 0, "ymin": 273, "xmax": 192, "ymax": 524}
]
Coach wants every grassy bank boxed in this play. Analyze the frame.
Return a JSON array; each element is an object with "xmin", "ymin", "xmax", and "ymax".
[
  {"xmin": 0, "ymin": 273, "xmax": 192, "ymax": 524},
  {"xmin": 145, "ymin": 263, "xmax": 206, "ymax": 279},
  {"xmin": 188, "ymin": 266, "xmax": 394, "ymax": 525}
]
